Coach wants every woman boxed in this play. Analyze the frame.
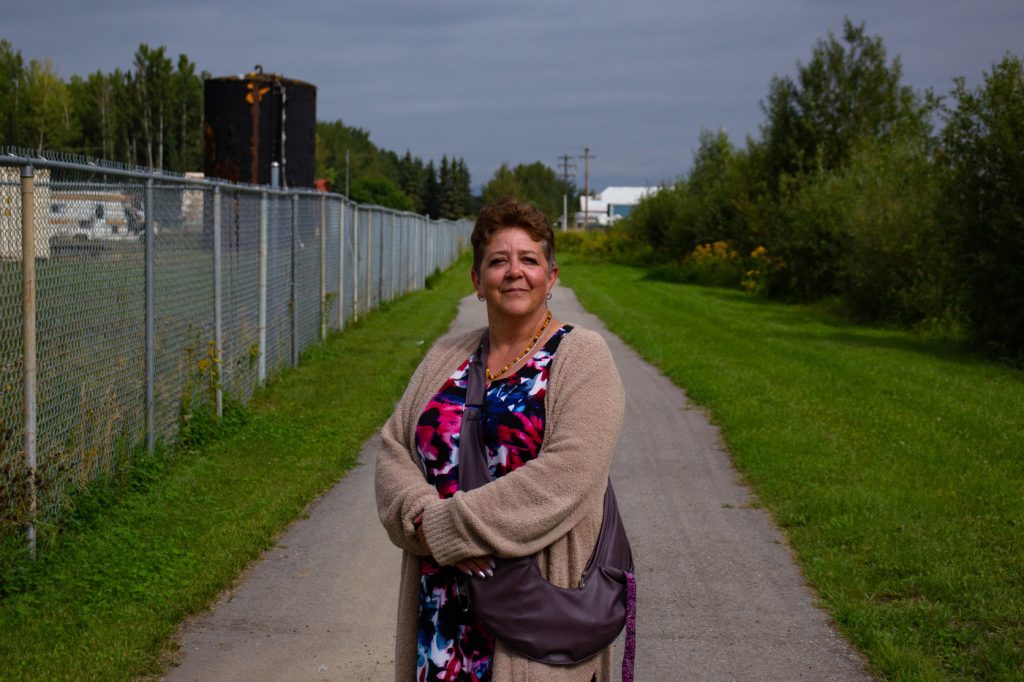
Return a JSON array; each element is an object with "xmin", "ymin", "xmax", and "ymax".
[{"xmin": 375, "ymin": 197, "xmax": 625, "ymax": 681}]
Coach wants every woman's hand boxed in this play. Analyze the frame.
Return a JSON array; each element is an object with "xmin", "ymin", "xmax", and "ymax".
[
  {"xmin": 414, "ymin": 512, "xmax": 495, "ymax": 578},
  {"xmin": 413, "ymin": 512, "xmax": 427, "ymax": 547},
  {"xmin": 455, "ymin": 555, "xmax": 495, "ymax": 579}
]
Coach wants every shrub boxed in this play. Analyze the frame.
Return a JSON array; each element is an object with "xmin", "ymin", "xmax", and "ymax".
[
  {"xmin": 832, "ymin": 135, "xmax": 957, "ymax": 325},
  {"xmin": 764, "ymin": 168, "xmax": 849, "ymax": 300},
  {"xmin": 647, "ymin": 240, "xmax": 744, "ymax": 288},
  {"xmin": 621, "ymin": 184, "xmax": 690, "ymax": 259},
  {"xmin": 558, "ymin": 227, "xmax": 652, "ymax": 265},
  {"xmin": 741, "ymin": 246, "xmax": 786, "ymax": 294}
]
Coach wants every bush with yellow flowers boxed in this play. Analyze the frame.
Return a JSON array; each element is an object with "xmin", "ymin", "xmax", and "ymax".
[{"xmin": 741, "ymin": 245, "xmax": 785, "ymax": 293}]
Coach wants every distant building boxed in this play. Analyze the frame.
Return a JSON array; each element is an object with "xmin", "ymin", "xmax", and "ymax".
[{"xmin": 575, "ymin": 186, "xmax": 657, "ymax": 227}]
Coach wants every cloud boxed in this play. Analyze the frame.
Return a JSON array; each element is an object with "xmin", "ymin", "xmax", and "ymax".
[{"xmin": 4, "ymin": 0, "xmax": 1022, "ymax": 187}]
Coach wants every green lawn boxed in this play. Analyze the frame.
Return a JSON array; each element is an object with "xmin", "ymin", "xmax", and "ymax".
[
  {"xmin": 559, "ymin": 261, "xmax": 1023, "ymax": 681},
  {"xmin": 0, "ymin": 254, "xmax": 474, "ymax": 682}
]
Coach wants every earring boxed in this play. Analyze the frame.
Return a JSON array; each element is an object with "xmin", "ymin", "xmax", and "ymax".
[
  {"xmin": 478, "ymin": 295, "xmax": 485, "ymax": 301},
  {"xmin": 546, "ymin": 293, "xmax": 552, "ymax": 300}
]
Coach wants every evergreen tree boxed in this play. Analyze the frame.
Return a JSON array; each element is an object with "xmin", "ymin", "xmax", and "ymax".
[
  {"xmin": 397, "ymin": 151, "xmax": 424, "ymax": 213},
  {"xmin": 439, "ymin": 155, "xmax": 463, "ymax": 219},
  {"xmin": 423, "ymin": 160, "xmax": 440, "ymax": 218},
  {"xmin": 454, "ymin": 158, "xmax": 473, "ymax": 216}
]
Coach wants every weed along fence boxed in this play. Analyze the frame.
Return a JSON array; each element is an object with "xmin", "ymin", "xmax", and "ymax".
[{"xmin": 0, "ymin": 151, "xmax": 473, "ymax": 557}]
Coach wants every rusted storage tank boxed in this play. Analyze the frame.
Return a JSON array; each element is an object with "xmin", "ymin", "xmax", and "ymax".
[{"xmin": 203, "ymin": 68, "xmax": 316, "ymax": 188}]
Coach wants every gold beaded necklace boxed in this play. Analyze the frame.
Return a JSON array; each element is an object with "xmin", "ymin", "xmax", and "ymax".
[{"xmin": 486, "ymin": 310, "xmax": 553, "ymax": 381}]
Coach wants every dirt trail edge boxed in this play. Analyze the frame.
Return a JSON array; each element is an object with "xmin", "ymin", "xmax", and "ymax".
[{"xmin": 164, "ymin": 285, "xmax": 872, "ymax": 681}]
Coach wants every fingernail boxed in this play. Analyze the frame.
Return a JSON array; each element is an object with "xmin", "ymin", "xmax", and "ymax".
[
  {"xmin": 488, "ymin": 559, "xmax": 496, "ymax": 569},
  {"xmin": 476, "ymin": 571, "xmax": 487, "ymax": 579},
  {"xmin": 463, "ymin": 568, "xmax": 473, "ymax": 576},
  {"xmin": 485, "ymin": 569, "xmax": 493, "ymax": 578}
]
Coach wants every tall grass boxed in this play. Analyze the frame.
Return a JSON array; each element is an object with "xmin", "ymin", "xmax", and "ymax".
[
  {"xmin": 560, "ymin": 260, "xmax": 1023, "ymax": 681},
  {"xmin": 0, "ymin": 254, "xmax": 474, "ymax": 682}
]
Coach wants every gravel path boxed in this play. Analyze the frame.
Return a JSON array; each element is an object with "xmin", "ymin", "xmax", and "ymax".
[{"xmin": 163, "ymin": 285, "xmax": 872, "ymax": 681}]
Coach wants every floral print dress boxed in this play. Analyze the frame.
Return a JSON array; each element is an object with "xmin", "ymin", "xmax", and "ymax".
[{"xmin": 414, "ymin": 325, "xmax": 573, "ymax": 682}]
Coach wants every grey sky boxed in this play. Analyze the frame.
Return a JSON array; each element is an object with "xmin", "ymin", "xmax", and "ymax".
[{"xmin": 5, "ymin": 1, "xmax": 1021, "ymax": 190}]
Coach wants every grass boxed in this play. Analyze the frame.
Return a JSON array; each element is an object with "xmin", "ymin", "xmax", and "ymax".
[
  {"xmin": 558, "ymin": 260, "xmax": 1023, "ymax": 681},
  {"xmin": 0, "ymin": 253, "xmax": 474, "ymax": 682}
]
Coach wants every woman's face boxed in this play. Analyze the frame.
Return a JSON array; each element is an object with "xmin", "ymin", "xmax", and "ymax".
[{"xmin": 472, "ymin": 226, "xmax": 558, "ymax": 322}]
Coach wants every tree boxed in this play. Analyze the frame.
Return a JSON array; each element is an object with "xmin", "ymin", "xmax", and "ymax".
[
  {"xmin": 481, "ymin": 161, "xmax": 571, "ymax": 222},
  {"xmin": 108, "ymin": 68, "xmax": 135, "ymax": 163},
  {"xmin": 437, "ymin": 155, "xmax": 470, "ymax": 219},
  {"xmin": 481, "ymin": 163, "xmax": 521, "ymax": 205},
  {"xmin": 73, "ymin": 70, "xmax": 114, "ymax": 158},
  {"xmin": 621, "ymin": 182, "xmax": 687, "ymax": 256},
  {"xmin": 759, "ymin": 19, "xmax": 928, "ymax": 191},
  {"xmin": 317, "ymin": 119, "xmax": 427, "ymax": 207},
  {"xmin": 941, "ymin": 53, "xmax": 1024, "ymax": 354},
  {"xmin": 132, "ymin": 44, "xmax": 173, "ymax": 168},
  {"xmin": 683, "ymin": 129, "xmax": 751, "ymax": 247},
  {"xmin": 453, "ymin": 158, "xmax": 473, "ymax": 216},
  {"xmin": 349, "ymin": 175, "xmax": 414, "ymax": 211},
  {"xmin": 0, "ymin": 40, "xmax": 27, "ymax": 146},
  {"xmin": 423, "ymin": 160, "xmax": 440, "ymax": 218},
  {"xmin": 23, "ymin": 58, "xmax": 72, "ymax": 153},
  {"xmin": 438, "ymin": 155, "xmax": 453, "ymax": 217},
  {"xmin": 398, "ymin": 151, "xmax": 424, "ymax": 212},
  {"xmin": 170, "ymin": 54, "xmax": 204, "ymax": 172},
  {"xmin": 831, "ymin": 135, "xmax": 949, "ymax": 323}
]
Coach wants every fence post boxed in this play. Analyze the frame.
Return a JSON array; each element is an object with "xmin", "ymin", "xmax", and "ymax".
[
  {"xmin": 391, "ymin": 213, "xmax": 398, "ymax": 300},
  {"xmin": 213, "ymin": 187, "xmax": 223, "ymax": 418},
  {"xmin": 366, "ymin": 211, "xmax": 373, "ymax": 312},
  {"xmin": 291, "ymin": 194, "xmax": 299, "ymax": 367},
  {"xmin": 418, "ymin": 217, "xmax": 423, "ymax": 289},
  {"xmin": 352, "ymin": 206, "xmax": 359, "ymax": 322},
  {"xmin": 145, "ymin": 177, "xmax": 155, "ymax": 456},
  {"xmin": 319, "ymin": 194, "xmax": 326, "ymax": 340},
  {"xmin": 338, "ymin": 199, "xmax": 345, "ymax": 328},
  {"xmin": 20, "ymin": 165, "xmax": 37, "ymax": 559},
  {"xmin": 258, "ymin": 191, "xmax": 268, "ymax": 383},
  {"xmin": 377, "ymin": 213, "xmax": 384, "ymax": 306}
]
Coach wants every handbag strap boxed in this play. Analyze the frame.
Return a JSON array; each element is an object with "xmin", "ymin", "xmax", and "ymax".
[
  {"xmin": 459, "ymin": 328, "xmax": 637, "ymax": 678},
  {"xmin": 459, "ymin": 330, "xmax": 493, "ymax": 492}
]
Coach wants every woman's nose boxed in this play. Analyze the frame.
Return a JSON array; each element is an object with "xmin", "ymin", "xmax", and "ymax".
[{"xmin": 506, "ymin": 257, "xmax": 524, "ymax": 277}]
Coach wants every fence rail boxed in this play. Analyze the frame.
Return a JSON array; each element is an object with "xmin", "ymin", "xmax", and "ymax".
[{"xmin": 0, "ymin": 151, "xmax": 473, "ymax": 556}]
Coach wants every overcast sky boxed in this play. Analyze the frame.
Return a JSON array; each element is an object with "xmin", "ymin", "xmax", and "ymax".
[{"xmin": 5, "ymin": 1, "xmax": 1021, "ymax": 190}]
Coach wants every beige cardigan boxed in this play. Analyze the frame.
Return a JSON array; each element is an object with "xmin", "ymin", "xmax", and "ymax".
[{"xmin": 375, "ymin": 324, "xmax": 626, "ymax": 682}]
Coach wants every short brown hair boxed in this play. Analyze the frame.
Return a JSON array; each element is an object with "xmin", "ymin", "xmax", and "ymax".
[{"xmin": 471, "ymin": 197, "xmax": 556, "ymax": 274}]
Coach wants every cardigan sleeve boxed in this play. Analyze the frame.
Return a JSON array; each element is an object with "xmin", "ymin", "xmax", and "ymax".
[
  {"xmin": 374, "ymin": 345, "xmax": 446, "ymax": 556},
  {"xmin": 421, "ymin": 329, "xmax": 625, "ymax": 566}
]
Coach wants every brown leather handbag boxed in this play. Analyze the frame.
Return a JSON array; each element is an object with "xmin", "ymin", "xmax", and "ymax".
[{"xmin": 457, "ymin": 332, "xmax": 636, "ymax": 678}]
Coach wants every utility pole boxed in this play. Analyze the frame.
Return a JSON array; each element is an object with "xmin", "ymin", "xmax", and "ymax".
[
  {"xmin": 557, "ymin": 154, "xmax": 577, "ymax": 185},
  {"xmin": 556, "ymin": 153, "xmax": 576, "ymax": 230},
  {"xmin": 580, "ymin": 146, "xmax": 593, "ymax": 229}
]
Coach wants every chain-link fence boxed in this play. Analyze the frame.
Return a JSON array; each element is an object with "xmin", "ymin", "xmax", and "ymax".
[{"xmin": 0, "ymin": 151, "xmax": 473, "ymax": 555}]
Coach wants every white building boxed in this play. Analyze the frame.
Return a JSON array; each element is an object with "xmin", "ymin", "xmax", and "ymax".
[{"xmin": 575, "ymin": 186, "xmax": 657, "ymax": 227}]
